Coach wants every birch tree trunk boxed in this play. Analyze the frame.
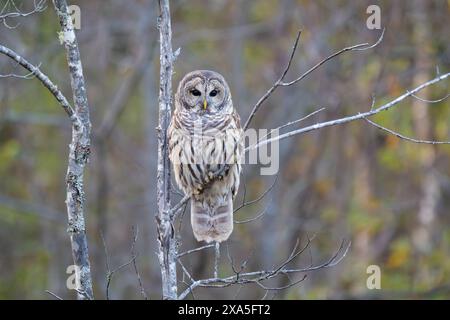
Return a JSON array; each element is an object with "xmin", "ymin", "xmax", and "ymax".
[
  {"xmin": 156, "ymin": 0, "xmax": 178, "ymax": 300},
  {"xmin": 53, "ymin": 0, "xmax": 94, "ymax": 300}
]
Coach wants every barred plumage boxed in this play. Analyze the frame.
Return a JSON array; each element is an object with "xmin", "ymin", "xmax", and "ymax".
[{"xmin": 168, "ymin": 70, "xmax": 243, "ymax": 243}]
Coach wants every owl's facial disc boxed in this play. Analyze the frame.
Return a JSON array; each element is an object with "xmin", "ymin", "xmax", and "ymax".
[
  {"xmin": 205, "ymin": 79, "xmax": 226, "ymax": 112},
  {"xmin": 179, "ymin": 71, "xmax": 230, "ymax": 115},
  {"xmin": 183, "ymin": 77, "xmax": 205, "ymax": 111}
]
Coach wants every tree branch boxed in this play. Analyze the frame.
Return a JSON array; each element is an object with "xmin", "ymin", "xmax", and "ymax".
[
  {"xmin": 53, "ymin": 0, "xmax": 94, "ymax": 300},
  {"xmin": 243, "ymin": 28, "xmax": 385, "ymax": 131},
  {"xmin": 365, "ymin": 117, "xmax": 450, "ymax": 145},
  {"xmin": 0, "ymin": 44, "xmax": 81, "ymax": 126},
  {"xmin": 249, "ymin": 72, "xmax": 450, "ymax": 152},
  {"xmin": 0, "ymin": 0, "xmax": 47, "ymax": 28},
  {"xmin": 243, "ymin": 30, "xmax": 302, "ymax": 131},
  {"xmin": 178, "ymin": 238, "xmax": 350, "ymax": 300},
  {"xmin": 156, "ymin": 0, "xmax": 179, "ymax": 300}
]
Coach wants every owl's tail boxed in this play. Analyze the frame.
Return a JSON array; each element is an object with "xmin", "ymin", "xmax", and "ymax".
[{"xmin": 190, "ymin": 194, "xmax": 233, "ymax": 243}]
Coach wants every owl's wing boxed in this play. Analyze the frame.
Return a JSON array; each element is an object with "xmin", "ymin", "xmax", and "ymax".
[{"xmin": 232, "ymin": 108, "xmax": 241, "ymax": 129}]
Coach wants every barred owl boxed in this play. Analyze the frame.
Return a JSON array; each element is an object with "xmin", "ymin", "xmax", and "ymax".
[{"xmin": 168, "ymin": 70, "xmax": 243, "ymax": 243}]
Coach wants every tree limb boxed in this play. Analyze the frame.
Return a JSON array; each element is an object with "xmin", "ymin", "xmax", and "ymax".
[
  {"xmin": 249, "ymin": 72, "xmax": 450, "ymax": 152},
  {"xmin": 178, "ymin": 239, "xmax": 350, "ymax": 300},
  {"xmin": 0, "ymin": 44, "xmax": 81, "ymax": 126},
  {"xmin": 53, "ymin": 0, "xmax": 94, "ymax": 300},
  {"xmin": 156, "ymin": 0, "xmax": 179, "ymax": 300},
  {"xmin": 243, "ymin": 28, "xmax": 385, "ymax": 131}
]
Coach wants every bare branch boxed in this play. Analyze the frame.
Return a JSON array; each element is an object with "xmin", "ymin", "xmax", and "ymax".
[
  {"xmin": 0, "ymin": 45, "xmax": 81, "ymax": 125},
  {"xmin": 279, "ymin": 28, "xmax": 385, "ymax": 86},
  {"xmin": 364, "ymin": 118, "xmax": 450, "ymax": 145},
  {"xmin": 234, "ymin": 175, "xmax": 278, "ymax": 214},
  {"xmin": 256, "ymin": 274, "xmax": 307, "ymax": 291},
  {"xmin": 249, "ymin": 72, "xmax": 450, "ymax": 152},
  {"xmin": 169, "ymin": 194, "xmax": 190, "ymax": 219},
  {"xmin": 258, "ymin": 107, "xmax": 327, "ymax": 142},
  {"xmin": 234, "ymin": 204, "xmax": 269, "ymax": 224},
  {"xmin": 0, "ymin": 0, "xmax": 47, "ymax": 28},
  {"xmin": 243, "ymin": 30, "xmax": 302, "ymax": 131},
  {"xmin": 101, "ymin": 231, "xmax": 138, "ymax": 300},
  {"xmin": 156, "ymin": 0, "xmax": 178, "ymax": 300},
  {"xmin": 0, "ymin": 62, "xmax": 42, "ymax": 79},
  {"xmin": 53, "ymin": 0, "xmax": 94, "ymax": 300},
  {"xmin": 408, "ymin": 91, "xmax": 450, "ymax": 103},
  {"xmin": 177, "ymin": 243, "xmax": 215, "ymax": 258},
  {"xmin": 131, "ymin": 226, "xmax": 148, "ymax": 300},
  {"xmin": 178, "ymin": 238, "xmax": 349, "ymax": 300},
  {"xmin": 244, "ymin": 28, "xmax": 384, "ymax": 130},
  {"xmin": 45, "ymin": 290, "xmax": 63, "ymax": 300}
]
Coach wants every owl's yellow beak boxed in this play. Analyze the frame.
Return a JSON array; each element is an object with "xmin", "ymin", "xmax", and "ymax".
[{"xmin": 203, "ymin": 99, "xmax": 207, "ymax": 109}]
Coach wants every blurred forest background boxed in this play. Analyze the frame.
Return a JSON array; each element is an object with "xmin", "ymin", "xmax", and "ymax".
[{"xmin": 0, "ymin": 0, "xmax": 449, "ymax": 299}]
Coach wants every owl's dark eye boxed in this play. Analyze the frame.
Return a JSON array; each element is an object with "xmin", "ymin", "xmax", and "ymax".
[
  {"xmin": 191, "ymin": 89, "xmax": 201, "ymax": 96},
  {"xmin": 209, "ymin": 89, "xmax": 218, "ymax": 97}
]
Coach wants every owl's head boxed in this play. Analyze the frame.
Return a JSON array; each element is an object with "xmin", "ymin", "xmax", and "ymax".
[{"xmin": 175, "ymin": 70, "xmax": 232, "ymax": 115}]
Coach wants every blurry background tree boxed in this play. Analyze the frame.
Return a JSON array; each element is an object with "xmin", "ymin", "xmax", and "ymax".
[{"xmin": 0, "ymin": 0, "xmax": 449, "ymax": 299}]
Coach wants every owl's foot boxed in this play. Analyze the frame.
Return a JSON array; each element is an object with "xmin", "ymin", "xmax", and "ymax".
[
  {"xmin": 207, "ymin": 171, "xmax": 222, "ymax": 181},
  {"xmin": 193, "ymin": 186, "xmax": 203, "ymax": 195}
]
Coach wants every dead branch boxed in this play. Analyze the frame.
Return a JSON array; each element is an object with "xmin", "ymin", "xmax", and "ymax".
[
  {"xmin": 0, "ymin": 0, "xmax": 47, "ymax": 28},
  {"xmin": 177, "ymin": 243, "xmax": 215, "ymax": 259},
  {"xmin": 101, "ymin": 232, "xmax": 137, "ymax": 300},
  {"xmin": 365, "ymin": 118, "xmax": 450, "ymax": 145},
  {"xmin": 249, "ymin": 72, "xmax": 450, "ymax": 152},
  {"xmin": 156, "ymin": 0, "xmax": 179, "ymax": 300},
  {"xmin": 131, "ymin": 226, "xmax": 148, "ymax": 300},
  {"xmin": 243, "ymin": 28, "xmax": 385, "ymax": 131},
  {"xmin": 53, "ymin": 0, "xmax": 94, "ymax": 300},
  {"xmin": 178, "ymin": 238, "xmax": 350, "ymax": 300},
  {"xmin": 0, "ymin": 45, "xmax": 81, "ymax": 125}
]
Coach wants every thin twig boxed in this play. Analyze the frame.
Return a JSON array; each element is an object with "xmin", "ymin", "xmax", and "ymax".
[
  {"xmin": 178, "ymin": 238, "xmax": 349, "ymax": 300},
  {"xmin": 256, "ymin": 107, "xmax": 327, "ymax": 143},
  {"xmin": 169, "ymin": 194, "xmax": 190, "ymax": 218},
  {"xmin": 177, "ymin": 244, "xmax": 215, "ymax": 258},
  {"xmin": 131, "ymin": 226, "xmax": 148, "ymax": 300},
  {"xmin": 408, "ymin": 91, "xmax": 450, "ymax": 103},
  {"xmin": 234, "ymin": 175, "xmax": 278, "ymax": 213},
  {"xmin": 234, "ymin": 204, "xmax": 269, "ymax": 224},
  {"xmin": 45, "ymin": 290, "xmax": 63, "ymax": 300},
  {"xmin": 243, "ymin": 30, "xmax": 302, "ymax": 130},
  {"xmin": 101, "ymin": 231, "xmax": 137, "ymax": 300},
  {"xmin": 249, "ymin": 72, "xmax": 450, "ymax": 152},
  {"xmin": 280, "ymin": 28, "xmax": 385, "ymax": 86},
  {"xmin": 0, "ymin": 0, "xmax": 47, "ymax": 28},
  {"xmin": 0, "ymin": 44, "xmax": 81, "ymax": 126},
  {"xmin": 364, "ymin": 118, "xmax": 450, "ymax": 145},
  {"xmin": 244, "ymin": 28, "xmax": 385, "ymax": 130}
]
